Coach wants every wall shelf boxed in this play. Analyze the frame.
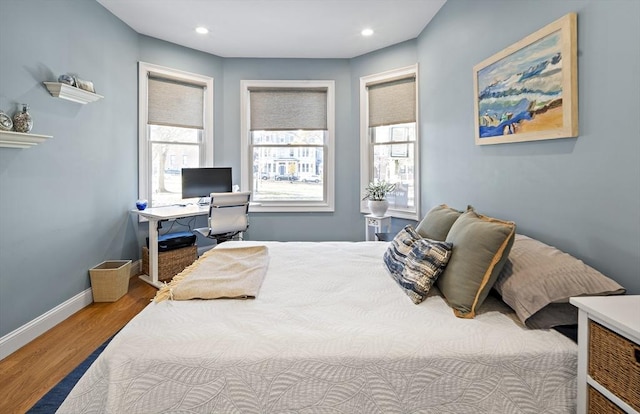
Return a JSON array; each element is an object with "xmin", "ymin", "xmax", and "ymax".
[
  {"xmin": 43, "ymin": 82, "xmax": 103, "ymax": 104},
  {"xmin": 0, "ymin": 130, "xmax": 52, "ymax": 148}
]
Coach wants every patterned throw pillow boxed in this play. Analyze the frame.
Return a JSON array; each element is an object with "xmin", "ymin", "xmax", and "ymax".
[
  {"xmin": 392, "ymin": 238, "xmax": 453, "ymax": 304},
  {"xmin": 383, "ymin": 225, "xmax": 422, "ymax": 276}
]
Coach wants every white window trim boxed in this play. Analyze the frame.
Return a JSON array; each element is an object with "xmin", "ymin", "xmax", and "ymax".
[
  {"xmin": 138, "ymin": 62, "xmax": 214, "ymax": 206},
  {"xmin": 240, "ymin": 79, "xmax": 335, "ymax": 213},
  {"xmin": 360, "ymin": 64, "xmax": 420, "ymax": 221}
]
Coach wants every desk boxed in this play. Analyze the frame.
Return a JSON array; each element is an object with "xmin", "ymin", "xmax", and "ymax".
[{"xmin": 131, "ymin": 205, "xmax": 208, "ymax": 288}]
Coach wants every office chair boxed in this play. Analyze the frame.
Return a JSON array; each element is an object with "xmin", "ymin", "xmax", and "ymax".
[{"xmin": 194, "ymin": 191, "xmax": 251, "ymax": 244}]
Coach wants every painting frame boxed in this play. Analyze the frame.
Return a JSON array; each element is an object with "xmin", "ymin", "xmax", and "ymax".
[{"xmin": 473, "ymin": 13, "xmax": 578, "ymax": 145}]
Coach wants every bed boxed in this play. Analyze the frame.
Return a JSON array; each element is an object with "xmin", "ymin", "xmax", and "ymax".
[{"xmin": 58, "ymin": 240, "xmax": 580, "ymax": 413}]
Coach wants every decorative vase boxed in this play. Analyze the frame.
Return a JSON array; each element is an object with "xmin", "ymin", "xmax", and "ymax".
[
  {"xmin": 136, "ymin": 199, "xmax": 148, "ymax": 211},
  {"xmin": 0, "ymin": 110, "xmax": 13, "ymax": 131},
  {"xmin": 368, "ymin": 199, "xmax": 389, "ymax": 217},
  {"xmin": 58, "ymin": 74, "xmax": 76, "ymax": 86},
  {"xmin": 13, "ymin": 104, "xmax": 33, "ymax": 133}
]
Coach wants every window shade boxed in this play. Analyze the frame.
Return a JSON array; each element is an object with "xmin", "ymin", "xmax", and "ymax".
[
  {"xmin": 250, "ymin": 88, "xmax": 327, "ymax": 131},
  {"xmin": 148, "ymin": 77, "xmax": 205, "ymax": 129},
  {"xmin": 368, "ymin": 77, "xmax": 416, "ymax": 127}
]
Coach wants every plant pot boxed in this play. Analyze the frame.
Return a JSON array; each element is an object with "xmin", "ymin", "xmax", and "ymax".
[{"xmin": 368, "ymin": 199, "xmax": 389, "ymax": 217}]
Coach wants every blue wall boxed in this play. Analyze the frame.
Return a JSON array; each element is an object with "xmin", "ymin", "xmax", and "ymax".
[
  {"xmin": 350, "ymin": 40, "xmax": 419, "ymax": 234},
  {"xmin": 1, "ymin": 0, "xmax": 139, "ymax": 337},
  {"xmin": 221, "ymin": 58, "xmax": 359, "ymax": 242},
  {"xmin": 417, "ymin": 0, "xmax": 640, "ymax": 295},
  {"xmin": 136, "ymin": 36, "xmax": 225, "ymax": 249},
  {"xmin": 1, "ymin": 0, "xmax": 638, "ymax": 339}
]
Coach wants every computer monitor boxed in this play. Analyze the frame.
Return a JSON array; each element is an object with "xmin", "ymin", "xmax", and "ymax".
[{"xmin": 181, "ymin": 167, "xmax": 233, "ymax": 199}]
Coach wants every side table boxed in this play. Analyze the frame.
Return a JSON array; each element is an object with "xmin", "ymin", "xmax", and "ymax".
[
  {"xmin": 365, "ymin": 214, "xmax": 391, "ymax": 241},
  {"xmin": 570, "ymin": 295, "xmax": 640, "ymax": 413}
]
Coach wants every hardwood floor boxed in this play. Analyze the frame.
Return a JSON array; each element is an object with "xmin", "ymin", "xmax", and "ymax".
[{"xmin": 0, "ymin": 276, "xmax": 156, "ymax": 414}]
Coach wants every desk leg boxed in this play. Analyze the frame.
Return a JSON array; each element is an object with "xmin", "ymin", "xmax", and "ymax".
[
  {"xmin": 139, "ymin": 218, "xmax": 163, "ymax": 289},
  {"xmin": 383, "ymin": 218, "xmax": 391, "ymax": 234},
  {"xmin": 365, "ymin": 224, "xmax": 374, "ymax": 241}
]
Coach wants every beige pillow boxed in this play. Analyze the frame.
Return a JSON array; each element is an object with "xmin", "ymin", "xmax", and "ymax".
[
  {"xmin": 437, "ymin": 209, "xmax": 516, "ymax": 318},
  {"xmin": 415, "ymin": 204, "xmax": 463, "ymax": 241},
  {"xmin": 494, "ymin": 234, "xmax": 625, "ymax": 328}
]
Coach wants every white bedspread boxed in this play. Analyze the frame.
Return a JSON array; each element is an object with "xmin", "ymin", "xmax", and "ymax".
[{"xmin": 58, "ymin": 241, "xmax": 577, "ymax": 413}]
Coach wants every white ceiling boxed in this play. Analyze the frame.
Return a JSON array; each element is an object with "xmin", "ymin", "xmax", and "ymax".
[{"xmin": 96, "ymin": 0, "xmax": 447, "ymax": 59}]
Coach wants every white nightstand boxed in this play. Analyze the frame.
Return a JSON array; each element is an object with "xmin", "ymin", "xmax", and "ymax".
[
  {"xmin": 364, "ymin": 214, "xmax": 391, "ymax": 241},
  {"xmin": 570, "ymin": 295, "xmax": 640, "ymax": 414}
]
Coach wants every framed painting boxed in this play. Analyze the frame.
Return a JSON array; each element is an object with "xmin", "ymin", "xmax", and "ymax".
[{"xmin": 473, "ymin": 13, "xmax": 578, "ymax": 145}]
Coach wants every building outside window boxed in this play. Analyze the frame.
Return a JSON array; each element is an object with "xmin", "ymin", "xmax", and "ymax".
[
  {"xmin": 360, "ymin": 65, "xmax": 420, "ymax": 220},
  {"xmin": 241, "ymin": 80, "xmax": 335, "ymax": 212},
  {"xmin": 138, "ymin": 62, "xmax": 213, "ymax": 207}
]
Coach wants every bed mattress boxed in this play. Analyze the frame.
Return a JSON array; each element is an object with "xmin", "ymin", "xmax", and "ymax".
[{"xmin": 58, "ymin": 241, "xmax": 577, "ymax": 413}]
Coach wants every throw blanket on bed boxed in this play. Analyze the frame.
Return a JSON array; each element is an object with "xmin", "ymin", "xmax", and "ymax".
[{"xmin": 154, "ymin": 245, "xmax": 269, "ymax": 302}]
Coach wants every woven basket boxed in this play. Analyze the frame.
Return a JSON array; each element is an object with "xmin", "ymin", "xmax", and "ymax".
[
  {"xmin": 89, "ymin": 260, "xmax": 131, "ymax": 302},
  {"xmin": 588, "ymin": 386, "xmax": 625, "ymax": 414},
  {"xmin": 589, "ymin": 320, "xmax": 640, "ymax": 411},
  {"xmin": 142, "ymin": 245, "xmax": 197, "ymax": 282}
]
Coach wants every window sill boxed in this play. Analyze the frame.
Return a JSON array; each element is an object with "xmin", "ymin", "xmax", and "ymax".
[
  {"xmin": 250, "ymin": 202, "xmax": 334, "ymax": 213},
  {"xmin": 360, "ymin": 207, "xmax": 419, "ymax": 221}
]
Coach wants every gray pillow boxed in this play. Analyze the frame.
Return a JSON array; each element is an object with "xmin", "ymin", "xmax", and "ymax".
[
  {"xmin": 437, "ymin": 209, "xmax": 516, "ymax": 318},
  {"xmin": 415, "ymin": 204, "xmax": 463, "ymax": 241},
  {"xmin": 494, "ymin": 234, "xmax": 626, "ymax": 328}
]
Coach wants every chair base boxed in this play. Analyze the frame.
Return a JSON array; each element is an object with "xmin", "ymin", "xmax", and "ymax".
[{"xmin": 194, "ymin": 228, "xmax": 243, "ymax": 244}]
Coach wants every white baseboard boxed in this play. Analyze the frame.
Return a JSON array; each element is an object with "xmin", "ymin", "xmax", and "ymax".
[
  {"xmin": 0, "ymin": 288, "xmax": 94, "ymax": 361},
  {"xmin": 0, "ymin": 258, "xmax": 143, "ymax": 361},
  {"xmin": 130, "ymin": 259, "xmax": 141, "ymax": 278}
]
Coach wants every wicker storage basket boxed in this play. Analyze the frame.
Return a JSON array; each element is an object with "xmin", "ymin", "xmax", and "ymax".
[
  {"xmin": 142, "ymin": 245, "xmax": 197, "ymax": 282},
  {"xmin": 588, "ymin": 386, "xmax": 625, "ymax": 414},
  {"xmin": 89, "ymin": 260, "xmax": 131, "ymax": 302},
  {"xmin": 589, "ymin": 320, "xmax": 640, "ymax": 411}
]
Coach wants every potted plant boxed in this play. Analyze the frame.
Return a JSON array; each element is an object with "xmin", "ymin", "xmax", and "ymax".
[{"xmin": 362, "ymin": 181, "xmax": 395, "ymax": 217}]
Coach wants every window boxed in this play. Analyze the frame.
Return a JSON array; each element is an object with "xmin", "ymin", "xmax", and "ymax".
[
  {"xmin": 138, "ymin": 63, "xmax": 213, "ymax": 208},
  {"xmin": 360, "ymin": 65, "xmax": 420, "ymax": 220},
  {"xmin": 241, "ymin": 80, "xmax": 335, "ymax": 212}
]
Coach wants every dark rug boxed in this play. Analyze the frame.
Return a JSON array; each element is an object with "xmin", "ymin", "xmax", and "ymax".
[{"xmin": 27, "ymin": 336, "xmax": 113, "ymax": 413}]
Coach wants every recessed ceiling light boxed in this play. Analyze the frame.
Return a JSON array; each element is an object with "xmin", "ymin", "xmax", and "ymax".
[
  {"xmin": 195, "ymin": 26, "xmax": 209, "ymax": 35},
  {"xmin": 361, "ymin": 28, "xmax": 374, "ymax": 37}
]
